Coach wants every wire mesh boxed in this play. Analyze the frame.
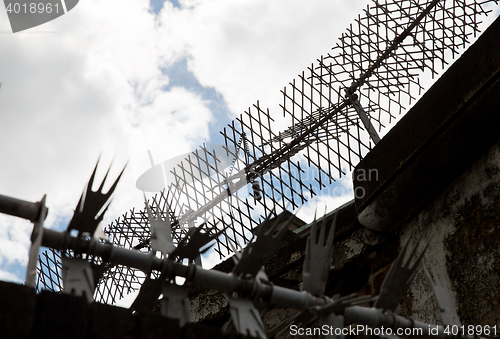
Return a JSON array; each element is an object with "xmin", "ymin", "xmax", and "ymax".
[{"xmin": 35, "ymin": 0, "xmax": 499, "ymax": 305}]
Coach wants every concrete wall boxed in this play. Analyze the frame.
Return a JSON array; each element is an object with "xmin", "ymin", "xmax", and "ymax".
[{"xmin": 402, "ymin": 138, "xmax": 500, "ymax": 326}]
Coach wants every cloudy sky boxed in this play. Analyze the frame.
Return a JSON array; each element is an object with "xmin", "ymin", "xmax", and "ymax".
[{"xmin": 0, "ymin": 0, "xmax": 498, "ymax": 287}]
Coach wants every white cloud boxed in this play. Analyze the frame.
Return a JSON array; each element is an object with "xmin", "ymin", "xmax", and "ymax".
[
  {"xmin": 0, "ymin": 268, "xmax": 24, "ymax": 284},
  {"xmin": 201, "ymin": 248, "xmax": 223, "ymax": 269},
  {"xmin": 295, "ymin": 173, "xmax": 354, "ymax": 224},
  {"xmin": 157, "ymin": 0, "xmax": 371, "ymax": 118},
  {"xmin": 0, "ymin": 215, "xmax": 32, "ymax": 267}
]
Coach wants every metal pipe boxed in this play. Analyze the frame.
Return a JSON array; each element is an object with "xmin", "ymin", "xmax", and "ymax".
[
  {"xmin": 190, "ymin": 265, "xmax": 238, "ymax": 292},
  {"xmin": 41, "ymin": 228, "xmax": 325, "ymax": 309},
  {"xmin": 0, "ymin": 194, "xmax": 47, "ymax": 222},
  {"xmin": 43, "ymin": 229, "xmax": 160, "ymax": 273},
  {"xmin": 270, "ymin": 286, "xmax": 326, "ymax": 310}
]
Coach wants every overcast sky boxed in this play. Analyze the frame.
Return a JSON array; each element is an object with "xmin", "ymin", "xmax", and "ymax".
[{"xmin": 0, "ymin": 0, "xmax": 498, "ymax": 287}]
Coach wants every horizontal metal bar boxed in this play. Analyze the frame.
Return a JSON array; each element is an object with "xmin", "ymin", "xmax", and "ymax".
[
  {"xmin": 41, "ymin": 228, "xmax": 326, "ymax": 309},
  {"xmin": 42, "ymin": 229, "xmax": 161, "ymax": 273},
  {"xmin": 0, "ymin": 194, "xmax": 47, "ymax": 222}
]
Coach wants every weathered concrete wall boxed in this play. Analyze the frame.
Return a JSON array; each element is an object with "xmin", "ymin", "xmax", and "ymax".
[
  {"xmin": 239, "ymin": 140, "xmax": 500, "ymax": 336},
  {"xmin": 401, "ymin": 138, "xmax": 500, "ymax": 327}
]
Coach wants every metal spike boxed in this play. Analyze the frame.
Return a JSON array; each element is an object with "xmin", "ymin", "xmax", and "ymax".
[
  {"xmin": 423, "ymin": 263, "xmax": 461, "ymax": 327},
  {"xmin": 171, "ymin": 223, "xmax": 223, "ymax": 262},
  {"xmin": 271, "ymin": 293, "xmax": 376, "ymax": 338},
  {"xmin": 61, "ymin": 255, "xmax": 95, "ymax": 303},
  {"xmin": 233, "ymin": 209, "xmax": 297, "ymax": 277},
  {"xmin": 67, "ymin": 159, "xmax": 126, "ymax": 235},
  {"xmin": 226, "ymin": 296, "xmax": 267, "ymax": 339},
  {"xmin": 311, "ymin": 293, "xmax": 378, "ymax": 315},
  {"xmin": 130, "ymin": 276, "xmax": 162, "ymax": 313},
  {"xmin": 98, "ymin": 163, "xmax": 112, "ymax": 192},
  {"xmin": 302, "ymin": 212, "xmax": 337, "ymax": 296},
  {"xmin": 33, "ymin": 0, "xmax": 500, "ymax": 307},
  {"xmin": 145, "ymin": 195, "xmax": 175, "ymax": 255},
  {"xmin": 375, "ymin": 234, "xmax": 430, "ymax": 312},
  {"xmin": 161, "ymin": 282, "xmax": 190, "ymax": 327}
]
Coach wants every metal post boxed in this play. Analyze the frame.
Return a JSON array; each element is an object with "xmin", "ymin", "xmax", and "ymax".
[
  {"xmin": 25, "ymin": 195, "xmax": 48, "ymax": 287},
  {"xmin": 346, "ymin": 92, "xmax": 380, "ymax": 144}
]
